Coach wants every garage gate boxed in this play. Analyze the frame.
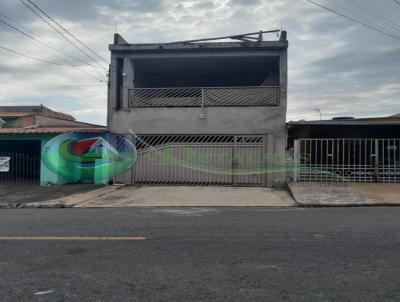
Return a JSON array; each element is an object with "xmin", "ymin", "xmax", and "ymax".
[
  {"xmin": 0, "ymin": 140, "xmax": 41, "ymax": 185},
  {"xmin": 113, "ymin": 135, "xmax": 270, "ymax": 186},
  {"xmin": 294, "ymin": 139, "xmax": 400, "ymax": 183}
]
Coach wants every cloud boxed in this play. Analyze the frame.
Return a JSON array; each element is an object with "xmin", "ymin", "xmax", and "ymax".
[
  {"xmin": 228, "ymin": 0, "xmax": 261, "ymax": 6},
  {"xmin": 0, "ymin": 0, "xmax": 399, "ymax": 126}
]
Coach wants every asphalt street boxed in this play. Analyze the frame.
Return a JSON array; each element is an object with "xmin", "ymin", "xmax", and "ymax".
[{"xmin": 1, "ymin": 207, "xmax": 400, "ymax": 301}]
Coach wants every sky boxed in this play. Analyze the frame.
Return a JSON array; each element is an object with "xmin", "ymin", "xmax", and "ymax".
[{"xmin": 0, "ymin": 0, "xmax": 399, "ymax": 125}]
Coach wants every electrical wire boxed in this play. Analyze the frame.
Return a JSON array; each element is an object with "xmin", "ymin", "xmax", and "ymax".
[
  {"xmin": 344, "ymin": 0, "xmax": 400, "ymax": 33},
  {"xmin": 0, "ymin": 11, "xmax": 105, "ymax": 72},
  {"xmin": 0, "ymin": 43, "xmax": 106, "ymax": 82},
  {"xmin": 25, "ymin": 0, "xmax": 109, "ymax": 65},
  {"xmin": 0, "ymin": 17, "xmax": 87, "ymax": 65},
  {"xmin": 326, "ymin": 0, "xmax": 400, "ymax": 37},
  {"xmin": 0, "ymin": 43, "xmax": 77, "ymax": 66},
  {"xmin": 306, "ymin": 0, "xmax": 400, "ymax": 41},
  {"xmin": 19, "ymin": 0, "xmax": 108, "ymax": 71},
  {"xmin": 0, "ymin": 14, "xmax": 107, "ymax": 80}
]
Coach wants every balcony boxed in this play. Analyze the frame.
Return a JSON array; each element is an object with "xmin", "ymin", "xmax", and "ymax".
[{"xmin": 128, "ymin": 86, "xmax": 280, "ymax": 108}]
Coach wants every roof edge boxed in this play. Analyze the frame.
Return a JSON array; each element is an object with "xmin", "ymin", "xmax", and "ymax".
[{"xmin": 109, "ymin": 40, "xmax": 288, "ymax": 52}]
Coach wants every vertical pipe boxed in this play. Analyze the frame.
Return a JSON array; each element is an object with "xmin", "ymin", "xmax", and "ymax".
[
  {"xmin": 393, "ymin": 139, "xmax": 399, "ymax": 183},
  {"xmin": 232, "ymin": 136, "xmax": 236, "ymax": 186},
  {"xmin": 374, "ymin": 139, "xmax": 379, "ymax": 182},
  {"xmin": 359, "ymin": 139, "xmax": 361, "ymax": 183},
  {"xmin": 293, "ymin": 139, "xmax": 298, "ymax": 182},
  {"xmin": 319, "ymin": 139, "xmax": 324, "ymax": 182},
  {"xmin": 266, "ymin": 134, "xmax": 274, "ymax": 186},
  {"xmin": 13, "ymin": 153, "xmax": 16, "ymax": 185},
  {"xmin": 23, "ymin": 154, "xmax": 25, "ymax": 185},
  {"xmin": 382, "ymin": 140, "xmax": 385, "ymax": 183},
  {"xmin": 314, "ymin": 140, "xmax": 317, "ymax": 183},
  {"xmin": 389, "ymin": 139, "xmax": 392, "ymax": 183}
]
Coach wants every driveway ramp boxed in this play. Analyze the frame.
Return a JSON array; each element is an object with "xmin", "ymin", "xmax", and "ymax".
[{"xmin": 289, "ymin": 183, "xmax": 400, "ymax": 206}]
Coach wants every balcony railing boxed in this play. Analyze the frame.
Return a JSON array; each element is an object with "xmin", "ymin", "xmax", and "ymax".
[{"xmin": 128, "ymin": 86, "xmax": 280, "ymax": 108}]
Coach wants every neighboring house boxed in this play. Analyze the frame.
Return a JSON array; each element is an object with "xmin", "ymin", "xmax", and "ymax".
[
  {"xmin": 108, "ymin": 31, "xmax": 288, "ymax": 187},
  {"xmin": 287, "ymin": 115, "xmax": 400, "ymax": 184},
  {"xmin": 287, "ymin": 115, "xmax": 400, "ymax": 148},
  {"xmin": 0, "ymin": 105, "xmax": 106, "ymax": 185},
  {"xmin": 0, "ymin": 105, "xmax": 75, "ymax": 128}
]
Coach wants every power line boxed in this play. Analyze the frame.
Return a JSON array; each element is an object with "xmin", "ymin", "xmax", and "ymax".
[
  {"xmin": 327, "ymin": 0, "xmax": 400, "ymax": 37},
  {"xmin": 326, "ymin": 0, "xmax": 381, "ymax": 28},
  {"xmin": 19, "ymin": 0, "xmax": 107, "ymax": 71},
  {"xmin": 0, "ymin": 11, "xmax": 107, "ymax": 72},
  {"xmin": 74, "ymin": 67, "xmax": 106, "ymax": 83},
  {"xmin": 0, "ymin": 43, "xmax": 77, "ymax": 66},
  {"xmin": 306, "ymin": 0, "xmax": 400, "ymax": 41},
  {"xmin": 0, "ymin": 17, "xmax": 83, "ymax": 66},
  {"xmin": 393, "ymin": 0, "xmax": 400, "ymax": 5},
  {"xmin": 0, "ymin": 43, "xmax": 106, "ymax": 83},
  {"xmin": 344, "ymin": 0, "xmax": 400, "ymax": 33},
  {"xmin": 19, "ymin": 0, "xmax": 108, "ymax": 71},
  {"xmin": 0, "ymin": 14, "xmax": 107, "ymax": 80},
  {"xmin": 25, "ymin": 0, "xmax": 109, "ymax": 65}
]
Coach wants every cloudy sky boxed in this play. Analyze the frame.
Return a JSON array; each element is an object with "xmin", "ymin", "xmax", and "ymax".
[{"xmin": 0, "ymin": 0, "xmax": 399, "ymax": 125}]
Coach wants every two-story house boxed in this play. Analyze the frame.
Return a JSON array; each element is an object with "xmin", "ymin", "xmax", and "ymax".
[{"xmin": 108, "ymin": 31, "xmax": 288, "ymax": 187}]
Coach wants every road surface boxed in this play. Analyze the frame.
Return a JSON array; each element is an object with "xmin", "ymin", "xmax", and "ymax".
[{"xmin": 1, "ymin": 207, "xmax": 399, "ymax": 301}]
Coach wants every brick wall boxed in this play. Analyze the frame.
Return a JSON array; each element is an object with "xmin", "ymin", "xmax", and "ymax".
[{"xmin": 18, "ymin": 115, "xmax": 34, "ymax": 127}]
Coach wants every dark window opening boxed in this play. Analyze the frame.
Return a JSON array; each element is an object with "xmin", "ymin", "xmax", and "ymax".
[{"xmin": 133, "ymin": 56, "xmax": 280, "ymax": 88}]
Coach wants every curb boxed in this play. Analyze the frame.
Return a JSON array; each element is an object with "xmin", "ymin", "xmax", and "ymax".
[
  {"xmin": 287, "ymin": 182, "xmax": 400, "ymax": 207},
  {"xmin": 285, "ymin": 183, "xmax": 301, "ymax": 207},
  {"xmin": 0, "ymin": 202, "xmax": 71, "ymax": 209},
  {"xmin": 297, "ymin": 203, "xmax": 400, "ymax": 208},
  {"xmin": 49, "ymin": 185, "xmax": 123, "ymax": 207}
]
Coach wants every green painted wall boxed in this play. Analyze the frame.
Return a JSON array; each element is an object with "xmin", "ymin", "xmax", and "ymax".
[
  {"xmin": 0, "ymin": 133, "xmax": 73, "ymax": 186},
  {"xmin": 1, "ymin": 133, "xmax": 52, "ymax": 185},
  {"xmin": 0, "ymin": 133, "xmax": 111, "ymax": 186},
  {"xmin": 1, "ymin": 118, "xmax": 19, "ymax": 128}
]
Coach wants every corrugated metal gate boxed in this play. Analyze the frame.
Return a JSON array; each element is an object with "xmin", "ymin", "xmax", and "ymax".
[
  {"xmin": 294, "ymin": 139, "xmax": 400, "ymax": 183},
  {"xmin": 114, "ymin": 135, "xmax": 268, "ymax": 186}
]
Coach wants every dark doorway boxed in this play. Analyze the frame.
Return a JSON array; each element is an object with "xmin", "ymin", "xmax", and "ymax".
[{"xmin": 0, "ymin": 140, "xmax": 41, "ymax": 184}]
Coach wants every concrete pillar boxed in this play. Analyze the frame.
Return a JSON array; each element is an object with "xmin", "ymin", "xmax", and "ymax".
[
  {"xmin": 107, "ymin": 56, "xmax": 118, "ymax": 129},
  {"xmin": 266, "ymin": 133, "xmax": 274, "ymax": 187},
  {"xmin": 279, "ymin": 48, "xmax": 288, "ymax": 109},
  {"xmin": 122, "ymin": 58, "xmax": 134, "ymax": 110}
]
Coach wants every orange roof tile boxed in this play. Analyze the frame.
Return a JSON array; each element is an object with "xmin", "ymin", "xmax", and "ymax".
[
  {"xmin": 0, "ymin": 127, "xmax": 107, "ymax": 134},
  {"xmin": 0, "ymin": 112, "xmax": 31, "ymax": 117}
]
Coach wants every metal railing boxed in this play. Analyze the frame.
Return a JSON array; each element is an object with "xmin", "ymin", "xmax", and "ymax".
[
  {"xmin": 128, "ymin": 86, "xmax": 280, "ymax": 107},
  {"xmin": 293, "ymin": 139, "xmax": 400, "ymax": 183},
  {"xmin": 0, "ymin": 152, "xmax": 40, "ymax": 185}
]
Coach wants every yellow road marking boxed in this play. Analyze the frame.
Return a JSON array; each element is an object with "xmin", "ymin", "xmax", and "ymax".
[{"xmin": 0, "ymin": 236, "xmax": 146, "ymax": 241}]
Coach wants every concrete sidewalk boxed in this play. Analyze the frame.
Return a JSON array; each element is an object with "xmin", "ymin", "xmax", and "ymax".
[
  {"xmin": 58, "ymin": 185, "xmax": 296, "ymax": 207},
  {"xmin": 289, "ymin": 182, "xmax": 400, "ymax": 206},
  {"xmin": 0, "ymin": 185, "xmax": 102, "ymax": 208}
]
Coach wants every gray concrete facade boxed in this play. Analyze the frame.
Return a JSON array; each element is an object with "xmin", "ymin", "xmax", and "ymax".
[{"xmin": 107, "ymin": 32, "xmax": 288, "ymax": 186}]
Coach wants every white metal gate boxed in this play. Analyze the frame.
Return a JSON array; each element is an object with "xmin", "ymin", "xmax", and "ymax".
[
  {"xmin": 294, "ymin": 139, "xmax": 400, "ymax": 183},
  {"xmin": 114, "ymin": 135, "xmax": 268, "ymax": 186}
]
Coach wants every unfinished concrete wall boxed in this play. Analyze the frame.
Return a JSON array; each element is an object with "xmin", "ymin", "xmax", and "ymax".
[{"xmin": 107, "ymin": 34, "xmax": 288, "ymax": 186}]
